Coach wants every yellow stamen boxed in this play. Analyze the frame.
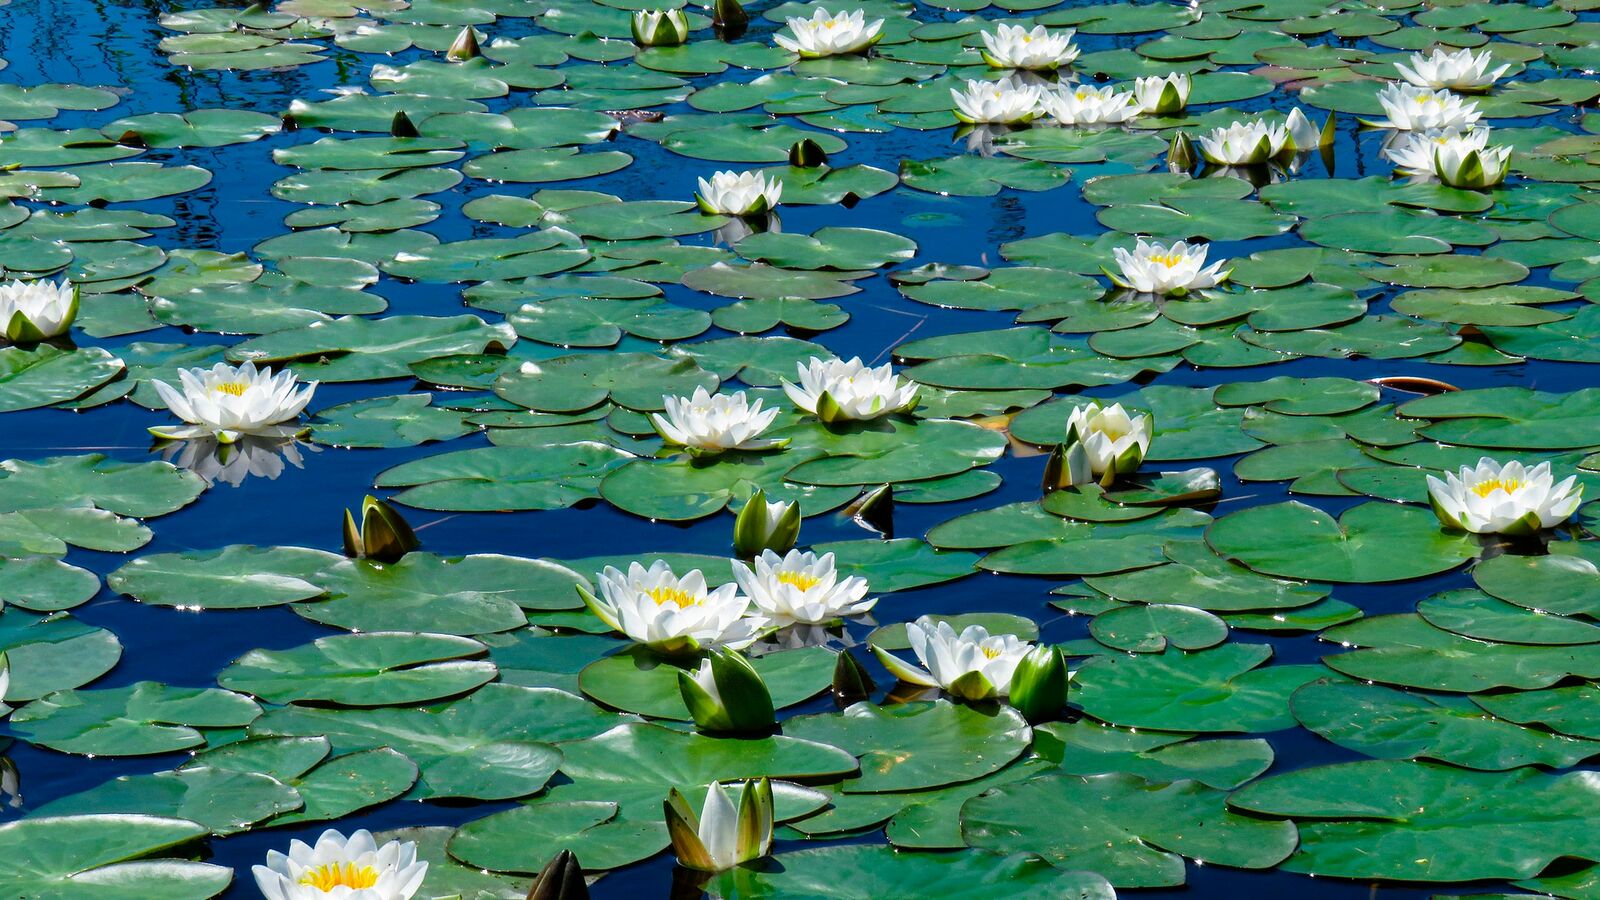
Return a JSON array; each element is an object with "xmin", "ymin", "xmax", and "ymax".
[
  {"xmin": 980, "ymin": 645, "xmax": 1003, "ymax": 659},
  {"xmin": 299, "ymin": 863, "xmax": 380, "ymax": 891},
  {"xmin": 1470, "ymin": 478, "xmax": 1523, "ymax": 498},
  {"xmin": 213, "ymin": 381, "xmax": 250, "ymax": 397},
  {"xmin": 1149, "ymin": 252, "xmax": 1187, "ymax": 268},
  {"xmin": 777, "ymin": 570, "xmax": 822, "ymax": 591},
  {"xmin": 646, "ymin": 585, "xmax": 699, "ymax": 607}
]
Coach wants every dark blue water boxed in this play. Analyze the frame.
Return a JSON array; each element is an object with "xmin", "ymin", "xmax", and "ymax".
[{"xmin": 0, "ymin": 0, "xmax": 1593, "ymax": 896}]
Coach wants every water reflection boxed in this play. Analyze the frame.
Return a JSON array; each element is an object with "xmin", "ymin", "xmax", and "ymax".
[
  {"xmin": 153, "ymin": 435, "xmax": 317, "ymax": 488},
  {"xmin": 752, "ymin": 617, "xmax": 875, "ymax": 654}
]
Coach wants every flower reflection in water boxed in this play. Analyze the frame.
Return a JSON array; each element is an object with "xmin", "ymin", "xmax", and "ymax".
[{"xmin": 155, "ymin": 435, "xmax": 318, "ymax": 488}]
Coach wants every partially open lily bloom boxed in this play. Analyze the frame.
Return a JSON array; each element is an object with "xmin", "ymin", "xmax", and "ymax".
[
  {"xmin": 1426, "ymin": 458, "xmax": 1582, "ymax": 536},
  {"xmin": 583, "ymin": 561, "xmax": 758, "ymax": 654},
  {"xmin": 0, "ymin": 279, "xmax": 77, "ymax": 342},
  {"xmin": 632, "ymin": 8, "xmax": 689, "ymax": 45},
  {"xmin": 1042, "ymin": 83, "xmax": 1139, "ymax": 126},
  {"xmin": 254, "ymin": 829, "xmax": 426, "ymax": 900},
  {"xmin": 666, "ymin": 779, "xmax": 774, "ymax": 872},
  {"xmin": 150, "ymin": 361, "xmax": 316, "ymax": 444},
  {"xmin": 1395, "ymin": 47, "xmax": 1509, "ymax": 93},
  {"xmin": 733, "ymin": 491, "xmax": 800, "ymax": 557},
  {"xmin": 1107, "ymin": 238, "xmax": 1229, "ymax": 296},
  {"xmin": 1133, "ymin": 73, "xmax": 1190, "ymax": 115},
  {"xmin": 0, "ymin": 653, "xmax": 10, "ymax": 719},
  {"xmin": 1373, "ymin": 83, "xmax": 1482, "ymax": 131},
  {"xmin": 783, "ymin": 356, "xmax": 919, "ymax": 422},
  {"xmin": 1197, "ymin": 119, "xmax": 1289, "ymax": 165},
  {"xmin": 695, "ymin": 170, "xmax": 783, "ymax": 217},
  {"xmin": 732, "ymin": 549, "xmax": 875, "ymax": 626},
  {"xmin": 979, "ymin": 23, "xmax": 1079, "ymax": 71},
  {"xmin": 951, "ymin": 75, "xmax": 1044, "ymax": 124},
  {"xmin": 1383, "ymin": 127, "xmax": 1486, "ymax": 176},
  {"xmin": 651, "ymin": 387, "xmax": 785, "ymax": 454},
  {"xmin": 1433, "ymin": 132, "xmax": 1512, "ymax": 189},
  {"xmin": 774, "ymin": 8, "xmax": 883, "ymax": 58},
  {"xmin": 1065, "ymin": 401, "xmax": 1153, "ymax": 478},
  {"xmin": 872, "ymin": 616, "xmax": 1034, "ymax": 701}
]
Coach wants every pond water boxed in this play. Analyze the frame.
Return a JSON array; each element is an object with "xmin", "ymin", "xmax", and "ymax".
[{"xmin": 1, "ymin": 0, "xmax": 1598, "ymax": 896}]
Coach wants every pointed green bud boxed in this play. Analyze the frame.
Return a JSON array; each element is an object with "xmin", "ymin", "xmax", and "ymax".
[
  {"xmin": 713, "ymin": 0, "xmax": 748, "ymax": 35},
  {"xmin": 1008, "ymin": 644, "xmax": 1067, "ymax": 723},
  {"xmin": 390, "ymin": 111, "xmax": 420, "ymax": 138},
  {"xmin": 344, "ymin": 496, "xmax": 419, "ymax": 562},
  {"xmin": 447, "ymin": 26, "xmax": 482, "ymax": 61},
  {"xmin": 733, "ymin": 489, "xmax": 800, "ymax": 558},
  {"xmin": 788, "ymin": 138, "xmax": 828, "ymax": 168},
  {"xmin": 734, "ymin": 778, "xmax": 774, "ymax": 864},
  {"xmin": 1168, "ymin": 132, "xmax": 1195, "ymax": 173},
  {"xmin": 852, "ymin": 483, "xmax": 894, "ymax": 538},
  {"xmin": 677, "ymin": 650, "xmax": 775, "ymax": 733},
  {"xmin": 527, "ymin": 850, "xmax": 589, "ymax": 900},
  {"xmin": 831, "ymin": 649, "xmax": 874, "ymax": 704}
]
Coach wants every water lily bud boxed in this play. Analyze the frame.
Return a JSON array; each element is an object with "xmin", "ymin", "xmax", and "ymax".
[
  {"xmin": 1042, "ymin": 441, "xmax": 1092, "ymax": 492},
  {"xmin": 447, "ymin": 25, "xmax": 482, "ymax": 61},
  {"xmin": 733, "ymin": 489, "xmax": 800, "ymax": 557},
  {"xmin": 632, "ymin": 9, "xmax": 690, "ymax": 46},
  {"xmin": 677, "ymin": 649, "xmax": 776, "ymax": 733},
  {"xmin": 832, "ymin": 649, "xmax": 874, "ymax": 704},
  {"xmin": 713, "ymin": 0, "xmax": 748, "ymax": 37},
  {"xmin": 527, "ymin": 850, "xmax": 588, "ymax": 900},
  {"xmin": 1008, "ymin": 644, "xmax": 1067, "ymax": 723},
  {"xmin": 1133, "ymin": 73, "xmax": 1189, "ymax": 115},
  {"xmin": 788, "ymin": 138, "xmax": 828, "ymax": 168},
  {"xmin": 0, "ymin": 651, "xmax": 11, "ymax": 718},
  {"xmin": 1167, "ymin": 132, "xmax": 1195, "ymax": 173},
  {"xmin": 389, "ymin": 111, "xmax": 420, "ymax": 138},
  {"xmin": 852, "ymin": 483, "xmax": 894, "ymax": 538},
  {"xmin": 665, "ymin": 779, "xmax": 774, "ymax": 872},
  {"xmin": 343, "ymin": 496, "xmax": 421, "ymax": 563}
]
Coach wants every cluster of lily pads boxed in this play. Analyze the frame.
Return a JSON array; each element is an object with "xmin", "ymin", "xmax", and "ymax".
[{"xmin": 1, "ymin": 0, "xmax": 1600, "ymax": 895}]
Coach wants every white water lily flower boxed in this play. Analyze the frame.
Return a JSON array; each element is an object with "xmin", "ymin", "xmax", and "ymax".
[
  {"xmin": 774, "ymin": 8, "xmax": 883, "ymax": 58},
  {"xmin": 1283, "ymin": 107, "xmax": 1330, "ymax": 151},
  {"xmin": 666, "ymin": 779, "xmax": 774, "ymax": 872},
  {"xmin": 979, "ymin": 24, "xmax": 1079, "ymax": 70},
  {"xmin": 0, "ymin": 279, "xmax": 77, "ymax": 341},
  {"xmin": 1197, "ymin": 119, "xmax": 1288, "ymax": 165},
  {"xmin": 584, "ymin": 561, "xmax": 758, "ymax": 654},
  {"xmin": 782, "ymin": 356, "xmax": 919, "ymax": 422},
  {"xmin": 254, "ymin": 829, "xmax": 426, "ymax": 900},
  {"xmin": 1373, "ymin": 83, "xmax": 1482, "ymax": 131},
  {"xmin": 1107, "ymin": 238, "xmax": 1230, "ymax": 296},
  {"xmin": 651, "ymin": 387, "xmax": 785, "ymax": 453},
  {"xmin": 951, "ymin": 75, "xmax": 1043, "ymax": 124},
  {"xmin": 1434, "ymin": 132, "xmax": 1511, "ymax": 188},
  {"xmin": 1383, "ymin": 127, "xmax": 1485, "ymax": 176},
  {"xmin": 1395, "ymin": 47, "xmax": 1509, "ymax": 93},
  {"xmin": 872, "ymin": 616, "xmax": 1034, "ymax": 701},
  {"xmin": 1133, "ymin": 73, "xmax": 1190, "ymax": 115},
  {"xmin": 1065, "ymin": 401, "xmax": 1153, "ymax": 477},
  {"xmin": 149, "ymin": 361, "xmax": 316, "ymax": 444},
  {"xmin": 1427, "ymin": 458, "xmax": 1582, "ymax": 536},
  {"xmin": 695, "ymin": 170, "xmax": 783, "ymax": 217},
  {"xmin": 632, "ymin": 8, "xmax": 690, "ymax": 45},
  {"xmin": 732, "ymin": 549, "xmax": 875, "ymax": 626},
  {"xmin": 1042, "ymin": 83, "xmax": 1140, "ymax": 125}
]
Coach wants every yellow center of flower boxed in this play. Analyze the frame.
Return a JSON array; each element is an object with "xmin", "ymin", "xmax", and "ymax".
[
  {"xmin": 1022, "ymin": 34, "xmax": 1032, "ymax": 42},
  {"xmin": 213, "ymin": 381, "xmax": 250, "ymax": 397},
  {"xmin": 646, "ymin": 585, "xmax": 699, "ymax": 607},
  {"xmin": 1470, "ymin": 477, "xmax": 1524, "ymax": 498},
  {"xmin": 776, "ymin": 570, "xmax": 822, "ymax": 590},
  {"xmin": 299, "ymin": 863, "xmax": 380, "ymax": 891},
  {"xmin": 980, "ymin": 645, "xmax": 1003, "ymax": 659},
  {"xmin": 1095, "ymin": 423, "xmax": 1128, "ymax": 441},
  {"xmin": 1149, "ymin": 251, "xmax": 1186, "ymax": 268},
  {"xmin": 823, "ymin": 18, "xmax": 836, "ymax": 27}
]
